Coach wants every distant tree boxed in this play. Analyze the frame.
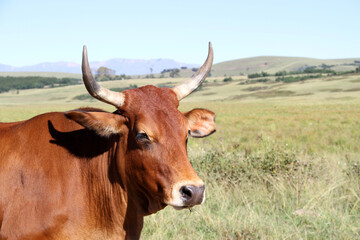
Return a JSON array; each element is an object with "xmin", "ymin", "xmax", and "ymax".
[
  {"xmin": 144, "ymin": 74, "xmax": 155, "ymax": 79},
  {"xmin": 356, "ymin": 66, "xmax": 360, "ymax": 73},
  {"xmin": 303, "ymin": 67, "xmax": 335, "ymax": 74},
  {"xmin": 223, "ymin": 77, "xmax": 233, "ymax": 82},
  {"xmin": 248, "ymin": 73, "xmax": 262, "ymax": 79},
  {"xmin": 248, "ymin": 71, "xmax": 270, "ymax": 79},
  {"xmin": 320, "ymin": 63, "xmax": 334, "ymax": 69},
  {"xmin": 275, "ymin": 71, "xmax": 287, "ymax": 76},
  {"xmin": 169, "ymin": 68, "xmax": 180, "ymax": 78},
  {"xmin": 116, "ymin": 74, "xmax": 131, "ymax": 80},
  {"xmin": 261, "ymin": 71, "xmax": 270, "ymax": 77},
  {"xmin": 95, "ymin": 67, "xmax": 116, "ymax": 81}
]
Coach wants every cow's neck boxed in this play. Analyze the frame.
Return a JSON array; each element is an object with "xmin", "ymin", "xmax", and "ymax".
[{"xmin": 83, "ymin": 136, "xmax": 144, "ymax": 239}]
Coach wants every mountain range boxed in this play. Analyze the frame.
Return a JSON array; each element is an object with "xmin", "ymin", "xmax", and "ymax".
[
  {"xmin": 0, "ymin": 59, "xmax": 199, "ymax": 76},
  {"xmin": 1, "ymin": 56, "xmax": 359, "ymax": 78}
]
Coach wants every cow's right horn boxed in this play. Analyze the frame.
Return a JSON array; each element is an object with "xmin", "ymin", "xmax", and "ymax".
[
  {"xmin": 82, "ymin": 46, "xmax": 125, "ymax": 108},
  {"xmin": 172, "ymin": 42, "xmax": 213, "ymax": 100}
]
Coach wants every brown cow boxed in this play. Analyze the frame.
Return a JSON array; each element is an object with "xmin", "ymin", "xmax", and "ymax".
[{"xmin": 0, "ymin": 43, "xmax": 215, "ymax": 239}]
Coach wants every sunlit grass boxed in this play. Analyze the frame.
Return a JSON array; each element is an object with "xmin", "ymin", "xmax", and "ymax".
[{"xmin": 143, "ymin": 101, "xmax": 360, "ymax": 239}]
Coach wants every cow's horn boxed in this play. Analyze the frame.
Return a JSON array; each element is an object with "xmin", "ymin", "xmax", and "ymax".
[
  {"xmin": 172, "ymin": 42, "xmax": 213, "ymax": 100},
  {"xmin": 82, "ymin": 46, "xmax": 125, "ymax": 107}
]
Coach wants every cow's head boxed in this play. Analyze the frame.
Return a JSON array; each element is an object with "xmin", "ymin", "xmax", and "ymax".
[{"xmin": 65, "ymin": 43, "xmax": 215, "ymax": 214}]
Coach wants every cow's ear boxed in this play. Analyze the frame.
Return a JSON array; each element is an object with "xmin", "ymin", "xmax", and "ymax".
[
  {"xmin": 64, "ymin": 110, "xmax": 127, "ymax": 137},
  {"xmin": 184, "ymin": 108, "xmax": 216, "ymax": 138}
]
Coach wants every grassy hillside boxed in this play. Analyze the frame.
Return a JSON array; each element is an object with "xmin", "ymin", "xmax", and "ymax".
[
  {"xmin": 0, "ymin": 73, "xmax": 360, "ymax": 239},
  {"xmin": 0, "ymin": 71, "xmax": 81, "ymax": 78},
  {"xmin": 211, "ymin": 56, "xmax": 360, "ymax": 76},
  {"xmin": 1, "ymin": 73, "xmax": 360, "ymax": 113}
]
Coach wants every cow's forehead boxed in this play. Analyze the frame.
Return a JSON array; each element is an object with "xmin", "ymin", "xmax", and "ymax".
[
  {"xmin": 121, "ymin": 85, "xmax": 187, "ymax": 132},
  {"xmin": 123, "ymin": 85, "xmax": 179, "ymax": 111}
]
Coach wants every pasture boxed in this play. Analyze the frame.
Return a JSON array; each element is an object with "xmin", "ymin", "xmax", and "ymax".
[{"xmin": 0, "ymin": 73, "xmax": 360, "ymax": 239}]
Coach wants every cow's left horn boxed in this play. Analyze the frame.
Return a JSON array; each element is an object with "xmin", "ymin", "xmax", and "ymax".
[
  {"xmin": 82, "ymin": 45, "xmax": 125, "ymax": 107},
  {"xmin": 172, "ymin": 42, "xmax": 213, "ymax": 100}
]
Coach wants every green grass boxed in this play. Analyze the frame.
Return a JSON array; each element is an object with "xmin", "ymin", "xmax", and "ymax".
[
  {"xmin": 143, "ymin": 102, "xmax": 360, "ymax": 239},
  {"xmin": 1, "ymin": 74, "xmax": 360, "ymax": 239}
]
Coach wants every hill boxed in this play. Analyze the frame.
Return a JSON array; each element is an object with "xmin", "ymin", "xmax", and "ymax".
[
  {"xmin": 0, "ymin": 71, "xmax": 81, "ymax": 79},
  {"xmin": 211, "ymin": 56, "xmax": 360, "ymax": 76}
]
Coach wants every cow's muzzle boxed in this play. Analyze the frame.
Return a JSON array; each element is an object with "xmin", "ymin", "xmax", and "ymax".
[
  {"xmin": 166, "ymin": 180, "xmax": 206, "ymax": 209},
  {"xmin": 179, "ymin": 185, "xmax": 205, "ymax": 207}
]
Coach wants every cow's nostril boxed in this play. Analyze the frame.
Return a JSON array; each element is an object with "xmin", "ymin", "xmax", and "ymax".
[
  {"xmin": 180, "ymin": 186, "xmax": 193, "ymax": 200},
  {"xmin": 179, "ymin": 185, "xmax": 205, "ymax": 206}
]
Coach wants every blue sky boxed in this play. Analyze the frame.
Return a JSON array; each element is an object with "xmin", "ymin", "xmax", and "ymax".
[{"xmin": 0, "ymin": 0, "xmax": 359, "ymax": 67}]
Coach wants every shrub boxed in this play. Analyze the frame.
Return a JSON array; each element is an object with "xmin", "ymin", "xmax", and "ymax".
[
  {"xmin": 276, "ymin": 74, "xmax": 322, "ymax": 83},
  {"xmin": 275, "ymin": 71, "xmax": 287, "ymax": 76},
  {"xmin": 303, "ymin": 68, "xmax": 335, "ymax": 74},
  {"xmin": 144, "ymin": 74, "xmax": 155, "ymax": 79},
  {"xmin": 223, "ymin": 77, "xmax": 233, "ymax": 82},
  {"xmin": 191, "ymin": 144, "xmax": 299, "ymax": 186},
  {"xmin": 248, "ymin": 73, "xmax": 262, "ymax": 79},
  {"xmin": 239, "ymin": 78, "xmax": 270, "ymax": 85},
  {"xmin": 248, "ymin": 72, "xmax": 270, "ymax": 79}
]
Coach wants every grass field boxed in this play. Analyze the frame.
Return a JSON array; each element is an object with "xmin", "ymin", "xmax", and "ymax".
[
  {"xmin": 1, "ymin": 73, "xmax": 360, "ymax": 239},
  {"xmin": 144, "ymin": 102, "xmax": 360, "ymax": 239}
]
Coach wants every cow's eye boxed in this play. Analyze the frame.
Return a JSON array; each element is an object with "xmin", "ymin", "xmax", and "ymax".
[
  {"xmin": 136, "ymin": 132, "xmax": 150, "ymax": 141},
  {"xmin": 185, "ymin": 130, "xmax": 190, "ymax": 145}
]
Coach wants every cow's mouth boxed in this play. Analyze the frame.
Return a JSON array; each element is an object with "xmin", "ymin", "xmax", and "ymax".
[{"xmin": 172, "ymin": 205, "xmax": 194, "ymax": 210}]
